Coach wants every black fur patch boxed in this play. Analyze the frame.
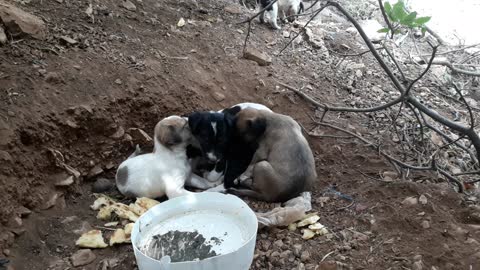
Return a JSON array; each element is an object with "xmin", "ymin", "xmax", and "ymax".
[
  {"xmin": 260, "ymin": 0, "xmax": 274, "ymax": 11},
  {"xmin": 116, "ymin": 166, "xmax": 129, "ymax": 186}
]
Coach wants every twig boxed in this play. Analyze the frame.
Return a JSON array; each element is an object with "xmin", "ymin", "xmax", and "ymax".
[
  {"xmin": 425, "ymin": 26, "xmax": 447, "ymax": 46},
  {"xmin": 453, "ymin": 170, "xmax": 480, "ymax": 176},
  {"xmin": 321, "ymin": 251, "xmax": 335, "ymax": 262},
  {"xmin": 419, "ymin": 43, "xmax": 480, "ymax": 57},
  {"xmin": 382, "ymin": 42, "xmax": 407, "ymax": 82},
  {"xmin": 278, "ymin": 81, "xmax": 404, "ymax": 113},
  {"xmin": 430, "ymin": 60, "xmax": 480, "ymax": 77},
  {"xmin": 377, "ymin": 0, "xmax": 395, "ymax": 39},
  {"xmin": 452, "ymin": 84, "xmax": 475, "ymax": 129},
  {"xmin": 328, "ymin": 47, "xmax": 383, "ymax": 57},
  {"xmin": 404, "ymin": 45, "xmax": 439, "ymax": 95}
]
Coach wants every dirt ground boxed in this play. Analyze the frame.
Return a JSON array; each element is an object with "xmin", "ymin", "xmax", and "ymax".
[{"xmin": 1, "ymin": 0, "xmax": 480, "ymax": 269}]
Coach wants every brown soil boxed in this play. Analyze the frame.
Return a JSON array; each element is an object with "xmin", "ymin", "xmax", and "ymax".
[{"xmin": 0, "ymin": 0, "xmax": 479, "ymax": 269}]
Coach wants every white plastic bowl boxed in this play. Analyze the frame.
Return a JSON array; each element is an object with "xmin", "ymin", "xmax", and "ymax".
[{"xmin": 131, "ymin": 192, "xmax": 258, "ymax": 270}]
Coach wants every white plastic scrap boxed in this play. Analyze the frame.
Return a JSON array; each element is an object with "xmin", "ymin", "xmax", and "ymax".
[{"xmin": 297, "ymin": 215, "xmax": 320, "ymax": 227}]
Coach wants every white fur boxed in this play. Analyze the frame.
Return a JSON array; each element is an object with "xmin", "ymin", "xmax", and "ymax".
[
  {"xmin": 116, "ymin": 115, "xmax": 213, "ymax": 199},
  {"xmin": 217, "ymin": 102, "xmax": 273, "ymax": 113},
  {"xmin": 211, "ymin": 122, "xmax": 217, "ymax": 136},
  {"xmin": 116, "ymin": 142, "xmax": 194, "ymax": 199},
  {"xmin": 204, "ymin": 169, "xmax": 224, "ymax": 183},
  {"xmin": 262, "ymin": 0, "xmax": 302, "ymax": 30}
]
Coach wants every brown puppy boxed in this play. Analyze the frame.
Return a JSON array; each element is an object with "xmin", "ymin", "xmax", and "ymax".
[{"xmin": 229, "ymin": 108, "xmax": 317, "ymax": 202}]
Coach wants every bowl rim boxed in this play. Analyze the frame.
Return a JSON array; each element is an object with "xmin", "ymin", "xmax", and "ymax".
[{"xmin": 131, "ymin": 192, "xmax": 258, "ymax": 265}]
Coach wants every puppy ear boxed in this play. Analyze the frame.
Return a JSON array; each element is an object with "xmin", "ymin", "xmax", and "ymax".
[
  {"xmin": 224, "ymin": 112, "xmax": 235, "ymax": 129},
  {"xmin": 222, "ymin": 106, "xmax": 242, "ymax": 116},
  {"xmin": 187, "ymin": 112, "xmax": 202, "ymax": 133}
]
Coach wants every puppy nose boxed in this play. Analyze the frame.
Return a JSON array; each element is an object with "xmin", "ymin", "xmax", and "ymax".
[{"xmin": 207, "ymin": 152, "xmax": 217, "ymax": 163}]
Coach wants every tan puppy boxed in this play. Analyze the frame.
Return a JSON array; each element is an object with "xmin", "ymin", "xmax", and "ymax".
[{"xmin": 229, "ymin": 108, "xmax": 317, "ymax": 202}]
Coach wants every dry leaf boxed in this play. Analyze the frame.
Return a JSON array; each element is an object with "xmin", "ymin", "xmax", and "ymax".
[{"xmin": 135, "ymin": 197, "xmax": 160, "ymax": 211}]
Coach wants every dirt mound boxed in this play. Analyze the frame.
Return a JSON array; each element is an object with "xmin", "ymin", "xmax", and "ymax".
[{"xmin": 0, "ymin": 0, "xmax": 479, "ymax": 269}]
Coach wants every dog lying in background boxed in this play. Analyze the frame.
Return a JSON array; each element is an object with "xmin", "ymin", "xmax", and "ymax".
[
  {"xmin": 187, "ymin": 103, "xmax": 272, "ymax": 191},
  {"xmin": 115, "ymin": 116, "xmax": 216, "ymax": 199},
  {"xmin": 229, "ymin": 108, "xmax": 317, "ymax": 202},
  {"xmin": 258, "ymin": 0, "xmax": 304, "ymax": 29}
]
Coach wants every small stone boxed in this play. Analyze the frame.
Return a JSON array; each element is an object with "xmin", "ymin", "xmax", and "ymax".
[
  {"xmin": 355, "ymin": 70, "xmax": 363, "ymax": 78},
  {"xmin": 402, "ymin": 196, "xmax": 418, "ymax": 206},
  {"xmin": 88, "ymin": 165, "xmax": 103, "ymax": 179},
  {"xmin": 92, "ymin": 178, "xmax": 114, "ymax": 193},
  {"xmin": 65, "ymin": 119, "xmax": 78, "ymax": 128},
  {"xmin": 412, "ymin": 260, "xmax": 424, "ymax": 270},
  {"xmin": 243, "ymin": 48, "xmax": 272, "ymax": 66},
  {"xmin": 177, "ymin": 17, "xmax": 185, "ymax": 27},
  {"xmin": 0, "ymin": 25, "xmax": 7, "ymax": 44},
  {"xmin": 110, "ymin": 126, "xmax": 125, "ymax": 140},
  {"xmin": 413, "ymin": 255, "xmax": 422, "ymax": 262},
  {"xmin": 3, "ymin": 249, "xmax": 10, "ymax": 256},
  {"xmin": 45, "ymin": 72, "xmax": 63, "ymax": 84},
  {"xmin": 55, "ymin": 175, "xmax": 74, "ymax": 186},
  {"xmin": 0, "ymin": 3, "xmax": 47, "ymax": 39},
  {"xmin": 282, "ymin": 31, "xmax": 290, "ymax": 38},
  {"xmin": 421, "ymin": 220, "xmax": 430, "ymax": 229},
  {"xmin": 70, "ymin": 249, "xmax": 96, "ymax": 267},
  {"xmin": 419, "ymin": 194, "xmax": 428, "ymax": 205},
  {"xmin": 274, "ymin": 239, "xmax": 284, "ymax": 248},
  {"xmin": 7, "ymin": 111, "xmax": 14, "ymax": 117},
  {"xmin": 42, "ymin": 192, "xmax": 59, "ymax": 210},
  {"xmin": 293, "ymin": 244, "xmax": 302, "ymax": 257},
  {"xmin": 17, "ymin": 206, "xmax": 31, "ymax": 217},
  {"xmin": 212, "ymin": 92, "xmax": 225, "ymax": 102},
  {"xmin": 122, "ymin": 0, "xmax": 136, "ymax": 11},
  {"xmin": 279, "ymin": 250, "xmax": 291, "ymax": 259},
  {"xmin": 114, "ymin": 78, "xmax": 122, "ymax": 85},
  {"xmin": 58, "ymin": 35, "xmax": 77, "ymax": 45},
  {"xmin": 300, "ymin": 251, "xmax": 310, "ymax": 262}
]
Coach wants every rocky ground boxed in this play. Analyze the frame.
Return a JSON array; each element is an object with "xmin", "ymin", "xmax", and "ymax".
[{"xmin": 1, "ymin": 0, "xmax": 480, "ymax": 269}]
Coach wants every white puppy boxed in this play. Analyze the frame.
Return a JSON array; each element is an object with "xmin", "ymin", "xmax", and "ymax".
[
  {"xmin": 259, "ymin": 0, "xmax": 304, "ymax": 30},
  {"xmin": 115, "ymin": 116, "xmax": 215, "ymax": 199}
]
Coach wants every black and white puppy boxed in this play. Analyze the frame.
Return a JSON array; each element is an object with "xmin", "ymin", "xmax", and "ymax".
[
  {"xmin": 258, "ymin": 0, "xmax": 304, "ymax": 29},
  {"xmin": 187, "ymin": 103, "xmax": 272, "ymax": 191}
]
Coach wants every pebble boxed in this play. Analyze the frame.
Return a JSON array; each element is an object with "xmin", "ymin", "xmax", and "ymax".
[
  {"xmin": 419, "ymin": 194, "xmax": 428, "ymax": 205},
  {"xmin": 273, "ymin": 239, "xmax": 284, "ymax": 249},
  {"xmin": 300, "ymin": 251, "xmax": 310, "ymax": 262},
  {"xmin": 243, "ymin": 48, "xmax": 272, "ymax": 66},
  {"xmin": 402, "ymin": 196, "xmax": 418, "ymax": 206},
  {"xmin": 87, "ymin": 165, "xmax": 104, "ymax": 179},
  {"xmin": 421, "ymin": 220, "xmax": 430, "ymax": 229},
  {"xmin": 122, "ymin": 0, "xmax": 137, "ymax": 11},
  {"xmin": 92, "ymin": 178, "xmax": 114, "ymax": 193},
  {"xmin": 70, "ymin": 249, "xmax": 96, "ymax": 267},
  {"xmin": 212, "ymin": 92, "xmax": 225, "ymax": 102},
  {"xmin": 293, "ymin": 244, "xmax": 302, "ymax": 257}
]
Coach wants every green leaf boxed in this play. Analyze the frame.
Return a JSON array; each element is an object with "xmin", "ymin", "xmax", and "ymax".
[
  {"xmin": 392, "ymin": 1, "xmax": 407, "ymax": 22},
  {"xmin": 415, "ymin": 16, "xmax": 431, "ymax": 25},
  {"xmin": 421, "ymin": 26, "xmax": 427, "ymax": 35},
  {"xmin": 400, "ymin": 11, "xmax": 417, "ymax": 26},
  {"xmin": 377, "ymin": 28, "xmax": 390, "ymax": 33},
  {"xmin": 384, "ymin": 2, "xmax": 392, "ymax": 14}
]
